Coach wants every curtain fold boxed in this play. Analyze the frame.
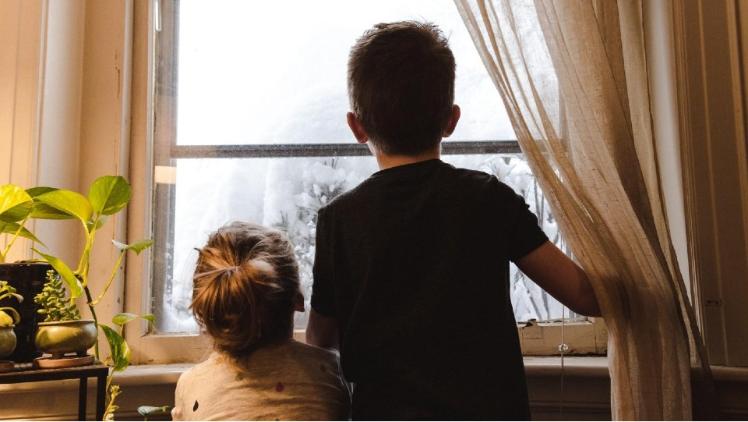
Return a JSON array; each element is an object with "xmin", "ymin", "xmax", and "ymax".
[{"xmin": 453, "ymin": 0, "xmax": 713, "ymax": 419}]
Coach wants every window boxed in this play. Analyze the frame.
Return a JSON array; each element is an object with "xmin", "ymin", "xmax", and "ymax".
[{"xmin": 149, "ymin": 0, "xmax": 583, "ymax": 338}]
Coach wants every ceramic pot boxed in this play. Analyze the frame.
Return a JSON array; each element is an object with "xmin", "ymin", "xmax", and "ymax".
[
  {"xmin": 0, "ymin": 262, "xmax": 51, "ymax": 362},
  {"xmin": 35, "ymin": 320, "xmax": 97, "ymax": 358},
  {"xmin": 0, "ymin": 326, "xmax": 16, "ymax": 359}
]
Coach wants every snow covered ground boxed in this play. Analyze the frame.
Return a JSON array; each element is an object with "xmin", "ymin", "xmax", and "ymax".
[{"xmin": 157, "ymin": 154, "xmax": 572, "ymax": 333}]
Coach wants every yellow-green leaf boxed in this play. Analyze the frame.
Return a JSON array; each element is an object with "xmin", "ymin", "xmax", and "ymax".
[
  {"xmin": 27, "ymin": 186, "xmax": 57, "ymax": 197},
  {"xmin": 34, "ymin": 189, "xmax": 92, "ymax": 228},
  {"xmin": 112, "ymin": 239, "xmax": 153, "ymax": 255},
  {"xmin": 112, "ymin": 312, "xmax": 155, "ymax": 330},
  {"xmin": 100, "ymin": 324, "xmax": 131, "ymax": 372},
  {"xmin": 32, "ymin": 248, "xmax": 82, "ymax": 300},
  {"xmin": 89, "ymin": 176, "xmax": 131, "ymax": 216},
  {"xmin": 0, "ymin": 308, "xmax": 20, "ymax": 326},
  {"xmin": 137, "ymin": 405, "xmax": 171, "ymax": 418},
  {"xmin": 0, "ymin": 185, "xmax": 32, "ymax": 222},
  {"xmin": 26, "ymin": 186, "xmax": 75, "ymax": 220},
  {"xmin": 31, "ymin": 203, "xmax": 76, "ymax": 220},
  {"xmin": 29, "ymin": 188, "xmax": 75, "ymax": 219},
  {"xmin": 0, "ymin": 221, "xmax": 44, "ymax": 245}
]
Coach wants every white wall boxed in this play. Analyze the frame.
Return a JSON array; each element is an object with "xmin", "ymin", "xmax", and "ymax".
[
  {"xmin": 0, "ymin": 0, "xmax": 131, "ymax": 360},
  {"xmin": 33, "ymin": 0, "xmax": 87, "ymax": 266},
  {"xmin": 0, "ymin": 0, "xmax": 45, "ymax": 262}
]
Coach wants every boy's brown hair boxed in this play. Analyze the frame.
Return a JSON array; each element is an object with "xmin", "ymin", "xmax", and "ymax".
[
  {"xmin": 191, "ymin": 222, "xmax": 300, "ymax": 358},
  {"xmin": 348, "ymin": 21, "xmax": 456, "ymax": 155}
]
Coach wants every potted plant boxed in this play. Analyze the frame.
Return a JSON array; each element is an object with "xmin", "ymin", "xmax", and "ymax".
[
  {"xmin": 33, "ymin": 270, "xmax": 96, "ymax": 360},
  {"xmin": 0, "ymin": 184, "xmax": 51, "ymax": 362},
  {"xmin": 28, "ymin": 175, "xmax": 153, "ymax": 418},
  {"xmin": 0, "ymin": 280, "xmax": 23, "ymax": 365}
]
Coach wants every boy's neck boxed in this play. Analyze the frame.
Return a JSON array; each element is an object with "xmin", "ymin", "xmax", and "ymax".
[{"xmin": 373, "ymin": 145, "xmax": 441, "ymax": 170}]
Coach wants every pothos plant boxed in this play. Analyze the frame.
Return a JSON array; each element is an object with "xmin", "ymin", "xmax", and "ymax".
[
  {"xmin": 28, "ymin": 176, "xmax": 153, "ymax": 420},
  {"xmin": 0, "ymin": 184, "xmax": 38, "ymax": 331},
  {"xmin": 0, "ymin": 184, "xmax": 44, "ymax": 263}
]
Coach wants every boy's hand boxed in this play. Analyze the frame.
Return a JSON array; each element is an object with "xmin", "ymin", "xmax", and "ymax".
[
  {"xmin": 306, "ymin": 309, "xmax": 340, "ymax": 349},
  {"xmin": 516, "ymin": 241, "xmax": 601, "ymax": 317}
]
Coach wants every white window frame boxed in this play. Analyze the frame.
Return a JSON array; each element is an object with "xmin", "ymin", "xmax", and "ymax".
[{"xmin": 124, "ymin": 0, "xmax": 606, "ymax": 365}]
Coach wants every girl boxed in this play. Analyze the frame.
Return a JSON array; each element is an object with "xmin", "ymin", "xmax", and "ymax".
[{"xmin": 172, "ymin": 222, "xmax": 350, "ymax": 420}]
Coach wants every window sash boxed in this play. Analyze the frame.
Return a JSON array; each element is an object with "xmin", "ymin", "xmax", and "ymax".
[
  {"xmin": 169, "ymin": 141, "xmax": 522, "ymax": 159},
  {"xmin": 124, "ymin": 0, "xmax": 605, "ymax": 364}
]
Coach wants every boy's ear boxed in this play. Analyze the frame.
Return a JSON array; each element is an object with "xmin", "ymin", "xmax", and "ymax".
[
  {"xmin": 293, "ymin": 291, "xmax": 305, "ymax": 312},
  {"xmin": 442, "ymin": 104, "xmax": 461, "ymax": 138},
  {"xmin": 347, "ymin": 112, "xmax": 369, "ymax": 144}
]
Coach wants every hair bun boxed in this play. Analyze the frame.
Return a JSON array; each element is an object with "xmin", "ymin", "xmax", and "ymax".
[
  {"xmin": 191, "ymin": 222, "xmax": 300, "ymax": 358},
  {"xmin": 240, "ymin": 258, "xmax": 276, "ymax": 283}
]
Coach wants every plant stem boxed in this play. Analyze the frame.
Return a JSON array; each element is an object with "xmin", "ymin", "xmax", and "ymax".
[
  {"xmin": 83, "ymin": 286, "xmax": 101, "ymax": 360},
  {"xmin": 0, "ymin": 216, "xmax": 29, "ymax": 262},
  {"xmin": 91, "ymin": 251, "xmax": 125, "ymax": 306},
  {"xmin": 76, "ymin": 231, "xmax": 95, "ymax": 281}
]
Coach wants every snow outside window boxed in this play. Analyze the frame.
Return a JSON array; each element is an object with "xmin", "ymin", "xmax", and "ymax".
[{"xmin": 151, "ymin": 0, "xmax": 579, "ymax": 334}]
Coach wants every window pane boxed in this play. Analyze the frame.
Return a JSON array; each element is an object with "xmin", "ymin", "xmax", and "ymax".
[
  {"xmin": 152, "ymin": 155, "xmax": 571, "ymax": 334},
  {"xmin": 153, "ymin": 1, "xmax": 575, "ymax": 335},
  {"xmin": 176, "ymin": 0, "xmax": 514, "ymax": 145}
]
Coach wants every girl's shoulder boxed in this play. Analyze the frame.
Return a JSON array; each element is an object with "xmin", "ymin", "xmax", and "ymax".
[
  {"xmin": 248, "ymin": 340, "xmax": 341, "ymax": 375},
  {"xmin": 176, "ymin": 352, "xmax": 226, "ymax": 385},
  {"xmin": 284, "ymin": 339, "xmax": 339, "ymax": 362}
]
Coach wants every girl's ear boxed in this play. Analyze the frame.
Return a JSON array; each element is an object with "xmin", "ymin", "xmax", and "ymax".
[{"xmin": 293, "ymin": 291, "xmax": 305, "ymax": 312}]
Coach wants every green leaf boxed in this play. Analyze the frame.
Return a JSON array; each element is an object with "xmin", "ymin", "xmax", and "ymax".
[
  {"xmin": 27, "ymin": 188, "xmax": 73, "ymax": 220},
  {"xmin": 112, "ymin": 312, "xmax": 138, "ymax": 326},
  {"xmin": 137, "ymin": 405, "xmax": 171, "ymax": 418},
  {"xmin": 0, "ymin": 221, "xmax": 44, "ymax": 245},
  {"xmin": 88, "ymin": 176, "xmax": 131, "ymax": 216},
  {"xmin": 0, "ymin": 203, "xmax": 33, "ymax": 223},
  {"xmin": 30, "ymin": 203, "xmax": 76, "ymax": 220},
  {"xmin": 34, "ymin": 189, "xmax": 92, "ymax": 227},
  {"xmin": 32, "ymin": 248, "xmax": 82, "ymax": 300},
  {"xmin": 27, "ymin": 186, "xmax": 57, "ymax": 197},
  {"xmin": 88, "ymin": 215, "xmax": 108, "ymax": 232},
  {"xmin": 99, "ymin": 324, "xmax": 131, "ymax": 372},
  {"xmin": 112, "ymin": 312, "xmax": 155, "ymax": 329},
  {"xmin": 0, "ymin": 185, "xmax": 32, "ymax": 222},
  {"xmin": 112, "ymin": 239, "xmax": 153, "ymax": 255}
]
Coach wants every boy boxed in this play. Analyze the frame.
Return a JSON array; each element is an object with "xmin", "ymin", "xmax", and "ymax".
[{"xmin": 307, "ymin": 21, "xmax": 600, "ymax": 420}]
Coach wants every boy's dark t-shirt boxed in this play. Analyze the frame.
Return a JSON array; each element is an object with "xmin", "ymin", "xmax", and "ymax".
[{"xmin": 311, "ymin": 159, "xmax": 548, "ymax": 420}]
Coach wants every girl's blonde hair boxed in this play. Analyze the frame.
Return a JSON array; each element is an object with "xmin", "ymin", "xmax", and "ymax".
[{"xmin": 191, "ymin": 222, "xmax": 300, "ymax": 357}]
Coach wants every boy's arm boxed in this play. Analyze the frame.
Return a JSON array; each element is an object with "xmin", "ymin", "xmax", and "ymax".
[
  {"xmin": 307, "ymin": 206, "xmax": 340, "ymax": 349},
  {"xmin": 306, "ymin": 309, "xmax": 340, "ymax": 349},
  {"xmin": 516, "ymin": 241, "xmax": 601, "ymax": 317}
]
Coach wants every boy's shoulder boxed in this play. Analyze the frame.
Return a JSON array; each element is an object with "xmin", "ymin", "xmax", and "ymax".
[{"xmin": 323, "ymin": 161, "xmax": 518, "ymax": 213}]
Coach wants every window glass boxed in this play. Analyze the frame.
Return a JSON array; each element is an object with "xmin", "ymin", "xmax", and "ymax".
[
  {"xmin": 176, "ymin": 0, "xmax": 514, "ymax": 145},
  {"xmin": 155, "ymin": 155, "xmax": 574, "ymax": 333}
]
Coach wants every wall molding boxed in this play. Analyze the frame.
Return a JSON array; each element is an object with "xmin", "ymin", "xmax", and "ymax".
[{"xmin": 672, "ymin": 0, "xmax": 748, "ymax": 367}]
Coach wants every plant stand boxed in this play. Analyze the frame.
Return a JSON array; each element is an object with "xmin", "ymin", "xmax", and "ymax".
[{"xmin": 0, "ymin": 362, "xmax": 108, "ymax": 420}]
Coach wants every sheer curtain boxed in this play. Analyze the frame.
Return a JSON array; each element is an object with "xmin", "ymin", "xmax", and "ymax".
[{"xmin": 453, "ymin": 0, "xmax": 712, "ymax": 419}]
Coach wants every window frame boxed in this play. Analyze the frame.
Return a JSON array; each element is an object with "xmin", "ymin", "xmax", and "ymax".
[{"xmin": 125, "ymin": 0, "xmax": 605, "ymax": 365}]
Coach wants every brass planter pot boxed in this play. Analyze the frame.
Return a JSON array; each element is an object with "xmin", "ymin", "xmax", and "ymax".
[
  {"xmin": 0, "ymin": 327, "xmax": 16, "ymax": 359},
  {"xmin": 35, "ymin": 320, "xmax": 97, "ymax": 358},
  {"xmin": 0, "ymin": 262, "xmax": 50, "ymax": 362}
]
